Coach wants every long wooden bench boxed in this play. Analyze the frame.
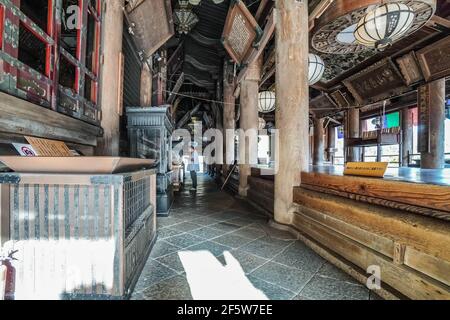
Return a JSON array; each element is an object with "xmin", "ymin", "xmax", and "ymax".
[{"xmin": 291, "ymin": 168, "xmax": 450, "ymax": 300}]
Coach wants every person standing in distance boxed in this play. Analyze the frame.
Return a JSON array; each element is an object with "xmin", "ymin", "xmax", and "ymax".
[{"xmin": 187, "ymin": 144, "xmax": 199, "ymax": 191}]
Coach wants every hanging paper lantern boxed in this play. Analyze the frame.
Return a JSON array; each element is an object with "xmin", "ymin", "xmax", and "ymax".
[
  {"xmin": 258, "ymin": 117, "xmax": 266, "ymax": 130},
  {"xmin": 258, "ymin": 91, "xmax": 276, "ymax": 113},
  {"xmin": 308, "ymin": 54, "xmax": 325, "ymax": 85},
  {"xmin": 354, "ymin": 3, "xmax": 415, "ymax": 49}
]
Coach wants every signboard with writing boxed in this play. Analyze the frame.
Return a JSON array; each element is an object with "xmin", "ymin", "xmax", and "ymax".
[
  {"xmin": 344, "ymin": 162, "xmax": 388, "ymax": 178},
  {"xmin": 417, "ymin": 85, "xmax": 430, "ymax": 153},
  {"xmin": 417, "ymin": 36, "xmax": 450, "ymax": 82},
  {"xmin": 125, "ymin": 0, "xmax": 174, "ymax": 58},
  {"xmin": 25, "ymin": 136, "xmax": 73, "ymax": 157},
  {"xmin": 343, "ymin": 58, "xmax": 408, "ymax": 105},
  {"xmin": 222, "ymin": 1, "xmax": 262, "ymax": 65}
]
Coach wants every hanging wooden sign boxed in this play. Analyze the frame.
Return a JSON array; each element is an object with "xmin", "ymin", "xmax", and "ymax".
[
  {"xmin": 416, "ymin": 36, "xmax": 450, "ymax": 82},
  {"xmin": 222, "ymin": 1, "xmax": 262, "ymax": 65},
  {"xmin": 417, "ymin": 84, "xmax": 431, "ymax": 153},
  {"xmin": 125, "ymin": 0, "xmax": 174, "ymax": 58},
  {"xmin": 343, "ymin": 58, "xmax": 408, "ymax": 105}
]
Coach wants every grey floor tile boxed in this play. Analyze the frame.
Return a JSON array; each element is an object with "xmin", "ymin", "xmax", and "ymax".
[
  {"xmin": 133, "ymin": 260, "xmax": 177, "ymax": 293},
  {"xmin": 247, "ymin": 275, "xmax": 296, "ymax": 300},
  {"xmin": 157, "ymin": 217, "xmax": 185, "ymax": 228},
  {"xmin": 230, "ymin": 226, "xmax": 267, "ymax": 240},
  {"xmin": 273, "ymin": 241, "xmax": 326, "ymax": 273},
  {"xmin": 250, "ymin": 261, "xmax": 315, "ymax": 293},
  {"xmin": 240, "ymin": 238, "xmax": 290, "ymax": 260},
  {"xmin": 209, "ymin": 221, "xmax": 242, "ymax": 233},
  {"xmin": 296, "ymin": 275, "xmax": 369, "ymax": 300},
  {"xmin": 317, "ymin": 262, "xmax": 360, "ymax": 285},
  {"xmin": 227, "ymin": 217, "xmax": 257, "ymax": 227},
  {"xmin": 212, "ymin": 233, "xmax": 253, "ymax": 249},
  {"xmin": 157, "ymin": 227, "xmax": 184, "ymax": 240},
  {"xmin": 217, "ymin": 249, "xmax": 269, "ymax": 274},
  {"xmin": 150, "ymin": 240, "xmax": 181, "ymax": 259},
  {"xmin": 141, "ymin": 275, "xmax": 193, "ymax": 300},
  {"xmin": 170, "ymin": 221, "xmax": 203, "ymax": 233},
  {"xmin": 191, "ymin": 216, "xmax": 222, "ymax": 226},
  {"xmin": 189, "ymin": 226, "xmax": 229, "ymax": 240},
  {"xmin": 155, "ymin": 251, "xmax": 186, "ymax": 273},
  {"xmin": 164, "ymin": 233, "xmax": 205, "ymax": 248},
  {"xmin": 185, "ymin": 240, "xmax": 232, "ymax": 257}
]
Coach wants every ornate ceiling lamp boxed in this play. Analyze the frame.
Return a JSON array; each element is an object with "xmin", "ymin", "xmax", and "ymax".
[
  {"xmin": 354, "ymin": 3, "xmax": 415, "ymax": 49},
  {"xmin": 258, "ymin": 91, "xmax": 276, "ymax": 113},
  {"xmin": 309, "ymin": 54, "xmax": 325, "ymax": 85},
  {"xmin": 174, "ymin": 1, "xmax": 199, "ymax": 34},
  {"xmin": 311, "ymin": 0, "xmax": 436, "ymax": 54}
]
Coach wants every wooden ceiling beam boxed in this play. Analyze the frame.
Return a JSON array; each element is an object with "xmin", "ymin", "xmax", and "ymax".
[{"xmin": 309, "ymin": 0, "xmax": 335, "ymax": 31}]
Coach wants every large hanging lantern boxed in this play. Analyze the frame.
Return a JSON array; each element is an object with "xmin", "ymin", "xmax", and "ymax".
[
  {"xmin": 308, "ymin": 54, "xmax": 325, "ymax": 85},
  {"xmin": 258, "ymin": 91, "xmax": 276, "ymax": 113},
  {"xmin": 354, "ymin": 3, "xmax": 415, "ymax": 49},
  {"xmin": 174, "ymin": 1, "xmax": 199, "ymax": 34}
]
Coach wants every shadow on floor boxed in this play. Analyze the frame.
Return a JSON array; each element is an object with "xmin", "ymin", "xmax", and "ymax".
[{"xmin": 131, "ymin": 174, "xmax": 380, "ymax": 300}]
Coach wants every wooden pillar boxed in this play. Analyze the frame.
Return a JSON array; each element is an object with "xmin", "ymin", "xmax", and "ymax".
[
  {"xmin": 401, "ymin": 107, "xmax": 413, "ymax": 167},
  {"xmin": 274, "ymin": 0, "xmax": 309, "ymax": 225},
  {"xmin": 327, "ymin": 125, "xmax": 336, "ymax": 163},
  {"xmin": 346, "ymin": 108, "xmax": 361, "ymax": 162},
  {"xmin": 420, "ymin": 79, "xmax": 446, "ymax": 169},
  {"xmin": 223, "ymin": 60, "xmax": 235, "ymax": 176},
  {"xmin": 96, "ymin": 0, "xmax": 124, "ymax": 156},
  {"xmin": 313, "ymin": 117, "xmax": 324, "ymax": 165},
  {"xmin": 140, "ymin": 62, "xmax": 152, "ymax": 106},
  {"xmin": 238, "ymin": 56, "xmax": 262, "ymax": 196}
]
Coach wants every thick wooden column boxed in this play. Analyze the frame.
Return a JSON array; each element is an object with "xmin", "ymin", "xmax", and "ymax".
[
  {"xmin": 401, "ymin": 107, "xmax": 413, "ymax": 167},
  {"xmin": 346, "ymin": 108, "xmax": 361, "ymax": 162},
  {"xmin": 327, "ymin": 125, "xmax": 336, "ymax": 163},
  {"xmin": 223, "ymin": 60, "xmax": 236, "ymax": 176},
  {"xmin": 420, "ymin": 79, "xmax": 446, "ymax": 169},
  {"xmin": 96, "ymin": 0, "xmax": 124, "ymax": 156},
  {"xmin": 140, "ymin": 63, "xmax": 152, "ymax": 106},
  {"xmin": 238, "ymin": 56, "xmax": 262, "ymax": 196},
  {"xmin": 274, "ymin": 0, "xmax": 309, "ymax": 225},
  {"xmin": 313, "ymin": 117, "xmax": 324, "ymax": 165}
]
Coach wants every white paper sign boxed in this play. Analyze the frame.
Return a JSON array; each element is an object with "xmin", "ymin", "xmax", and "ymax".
[{"xmin": 12, "ymin": 143, "xmax": 38, "ymax": 156}]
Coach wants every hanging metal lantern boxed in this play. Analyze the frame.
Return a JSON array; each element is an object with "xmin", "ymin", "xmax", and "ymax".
[
  {"xmin": 174, "ymin": 1, "xmax": 199, "ymax": 34},
  {"xmin": 258, "ymin": 91, "xmax": 276, "ymax": 113},
  {"xmin": 308, "ymin": 53, "xmax": 325, "ymax": 85},
  {"xmin": 258, "ymin": 117, "xmax": 266, "ymax": 130},
  {"xmin": 354, "ymin": 3, "xmax": 415, "ymax": 49}
]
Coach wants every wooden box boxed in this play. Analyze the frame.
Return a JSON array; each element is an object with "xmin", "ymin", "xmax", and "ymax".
[{"xmin": 0, "ymin": 169, "xmax": 157, "ymax": 300}]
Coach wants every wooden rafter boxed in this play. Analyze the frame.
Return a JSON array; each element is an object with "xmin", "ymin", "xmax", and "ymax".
[{"xmin": 168, "ymin": 72, "xmax": 185, "ymax": 104}]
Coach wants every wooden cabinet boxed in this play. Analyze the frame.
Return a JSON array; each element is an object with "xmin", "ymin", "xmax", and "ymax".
[{"xmin": 0, "ymin": 169, "xmax": 157, "ymax": 300}]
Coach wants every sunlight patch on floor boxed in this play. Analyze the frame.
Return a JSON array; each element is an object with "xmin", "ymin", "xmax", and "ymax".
[{"xmin": 178, "ymin": 250, "xmax": 268, "ymax": 300}]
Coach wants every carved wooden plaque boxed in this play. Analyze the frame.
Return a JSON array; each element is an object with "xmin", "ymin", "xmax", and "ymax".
[
  {"xmin": 416, "ymin": 36, "xmax": 450, "ymax": 82},
  {"xmin": 222, "ymin": 1, "xmax": 262, "ymax": 65},
  {"xmin": 396, "ymin": 52, "xmax": 424, "ymax": 86},
  {"xmin": 125, "ymin": 0, "xmax": 174, "ymax": 58},
  {"xmin": 417, "ymin": 84, "xmax": 430, "ymax": 153},
  {"xmin": 343, "ymin": 58, "xmax": 408, "ymax": 105}
]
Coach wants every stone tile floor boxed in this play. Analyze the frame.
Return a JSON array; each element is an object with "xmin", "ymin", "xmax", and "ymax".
[{"xmin": 131, "ymin": 174, "xmax": 381, "ymax": 300}]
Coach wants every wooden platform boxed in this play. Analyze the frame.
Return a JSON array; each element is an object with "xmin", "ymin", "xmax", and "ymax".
[{"xmin": 300, "ymin": 165, "xmax": 450, "ymax": 221}]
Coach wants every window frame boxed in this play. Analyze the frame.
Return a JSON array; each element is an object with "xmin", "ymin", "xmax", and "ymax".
[{"xmin": 0, "ymin": 0, "xmax": 102, "ymax": 125}]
